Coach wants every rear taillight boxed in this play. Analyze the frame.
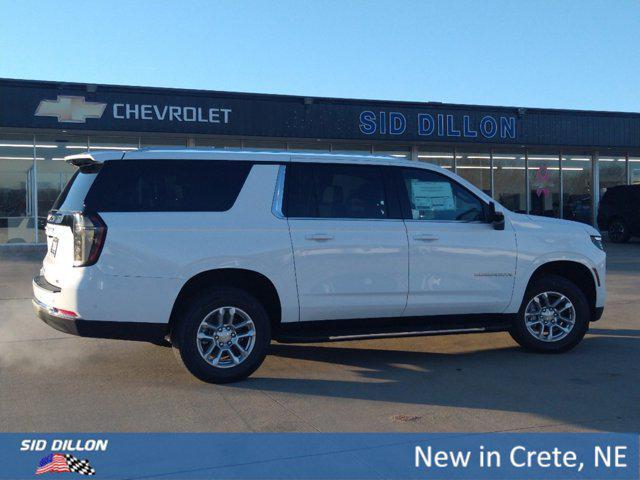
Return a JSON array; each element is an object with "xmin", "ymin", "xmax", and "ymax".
[{"xmin": 72, "ymin": 213, "xmax": 107, "ymax": 267}]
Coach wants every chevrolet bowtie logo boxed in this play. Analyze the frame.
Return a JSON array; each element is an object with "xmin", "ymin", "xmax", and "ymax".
[{"xmin": 34, "ymin": 95, "xmax": 107, "ymax": 123}]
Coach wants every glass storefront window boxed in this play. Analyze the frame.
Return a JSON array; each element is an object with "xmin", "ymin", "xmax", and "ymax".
[
  {"xmin": 140, "ymin": 137, "xmax": 187, "ymax": 147},
  {"xmin": 0, "ymin": 134, "xmax": 36, "ymax": 244},
  {"xmin": 416, "ymin": 149, "xmax": 454, "ymax": 169},
  {"xmin": 287, "ymin": 141, "xmax": 331, "ymax": 152},
  {"xmin": 89, "ymin": 136, "xmax": 139, "ymax": 150},
  {"xmin": 562, "ymin": 154, "xmax": 592, "ymax": 224},
  {"xmin": 599, "ymin": 155, "xmax": 627, "ymax": 199},
  {"xmin": 242, "ymin": 140, "xmax": 287, "ymax": 151},
  {"xmin": 194, "ymin": 138, "xmax": 242, "ymax": 149},
  {"xmin": 493, "ymin": 151, "xmax": 526, "ymax": 213},
  {"xmin": 629, "ymin": 156, "xmax": 640, "ymax": 184},
  {"xmin": 527, "ymin": 153, "xmax": 560, "ymax": 217},
  {"xmin": 372, "ymin": 145, "xmax": 411, "ymax": 159},
  {"xmin": 1, "ymin": 129, "xmax": 627, "ymax": 243},
  {"xmin": 455, "ymin": 150, "xmax": 491, "ymax": 195},
  {"xmin": 331, "ymin": 143, "xmax": 372, "ymax": 154}
]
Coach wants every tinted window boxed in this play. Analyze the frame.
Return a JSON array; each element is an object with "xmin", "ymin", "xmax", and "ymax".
[
  {"xmin": 399, "ymin": 168, "xmax": 486, "ymax": 222},
  {"xmin": 84, "ymin": 160, "xmax": 251, "ymax": 212},
  {"xmin": 284, "ymin": 163, "xmax": 388, "ymax": 219},
  {"xmin": 602, "ymin": 186, "xmax": 638, "ymax": 205},
  {"xmin": 601, "ymin": 188, "xmax": 620, "ymax": 205}
]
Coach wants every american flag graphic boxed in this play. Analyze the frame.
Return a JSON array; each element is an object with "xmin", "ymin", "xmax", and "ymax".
[{"xmin": 36, "ymin": 453, "xmax": 96, "ymax": 475}]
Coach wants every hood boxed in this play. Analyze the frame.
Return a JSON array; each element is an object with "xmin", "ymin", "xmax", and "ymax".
[{"xmin": 508, "ymin": 212, "xmax": 600, "ymax": 236}]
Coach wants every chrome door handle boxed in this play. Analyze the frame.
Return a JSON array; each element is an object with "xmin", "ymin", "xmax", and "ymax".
[
  {"xmin": 414, "ymin": 234, "xmax": 439, "ymax": 241},
  {"xmin": 305, "ymin": 233, "xmax": 334, "ymax": 241}
]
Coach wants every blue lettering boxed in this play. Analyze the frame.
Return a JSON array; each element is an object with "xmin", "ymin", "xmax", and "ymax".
[
  {"xmin": 463, "ymin": 115, "xmax": 478, "ymax": 137},
  {"xmin": 446, "ymin": 115, "xmax": 461, "ymax": 137},
  {"xmin": 389, "ymin": 112, "xmax": 406, "ymax": 135},
  {"xmin": 480, "ymin": 115, "xmax": 498, "ymax": 138},
  {"xmin": 418, "ymin": 113, "xmax": 435, "ymax": 136},
  {"xmin": 500, "ymin": 116, "xmax": 516, "ymax": 139},
  {"xmin": 379, "ymin": 111, "xmax": 387, "ymax": 134},
  {"xmin": 437, "ymin": 114, "xmax": 445, "ymax": 136},
  {"xmin": 359, "ymin": 111, "xmax": 376, "ymax": 135}
]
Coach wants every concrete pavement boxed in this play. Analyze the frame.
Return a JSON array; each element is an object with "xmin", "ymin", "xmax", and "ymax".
[{"xmin": 1, "ymin": 243, "xmax": 638, "ymax": 432}]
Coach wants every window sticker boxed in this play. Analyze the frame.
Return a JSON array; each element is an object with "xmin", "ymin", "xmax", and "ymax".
[{"xmin": 410, "ymin": 179, "xmax": 455, "ymax": 211}]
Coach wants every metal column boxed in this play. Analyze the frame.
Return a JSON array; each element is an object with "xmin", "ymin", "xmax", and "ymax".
[
  {"xmin": 489, "ymin": 149, "xmax": 494, "ymax": 199},
  {"xmin": 525, "ymin": 150, "xmax": 530, "ymax": 214},
  {"xmin": 32, "ymin": 135, "xmax": 38, "ymax": 244},
  {"xmin": 558, "ymin": 151, "xmax": 564, "ymax": 219},
  {"xmin": 453, "ymin": 147, "xmax": 457, "ymax": 174},
  {"xmin": 591, "ymin": 151, "xmax": 599, "ymax": 227}
]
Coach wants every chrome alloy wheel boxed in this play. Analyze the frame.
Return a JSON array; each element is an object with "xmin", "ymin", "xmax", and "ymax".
[
  {"xmin": 525, "ymin": 291, "xmax": 576, "ymax": 342},
  {"xmin": 196, "ymin": 306, "xmax": 256, "ymax": 368}
]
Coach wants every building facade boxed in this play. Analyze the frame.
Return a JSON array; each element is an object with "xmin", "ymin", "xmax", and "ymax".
[{"xmin": 1, "ymin": 77, "xmax": 639, "ymax": 244}]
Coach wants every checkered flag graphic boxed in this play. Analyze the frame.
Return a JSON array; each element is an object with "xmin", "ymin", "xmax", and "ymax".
[{"xmin": 64, "ymin": 454, "xmax": 96, "ymax": 476}]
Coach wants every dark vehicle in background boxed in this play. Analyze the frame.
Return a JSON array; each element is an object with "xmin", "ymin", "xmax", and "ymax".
[
  {"xmin": 565, "ymin": 194, "xmax": 592, "ymax": 225},
  {"xmin": 597, "ymin": 185, "xmax": 640, "ymax": 243}
]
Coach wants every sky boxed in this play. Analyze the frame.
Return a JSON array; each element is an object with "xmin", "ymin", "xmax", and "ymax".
[{"xmin": 0, "ymin": 0, "xmax": 639, "ymax": 112}]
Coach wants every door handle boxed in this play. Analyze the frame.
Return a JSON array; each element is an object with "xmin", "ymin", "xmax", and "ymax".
[
  {"xmin": 413, "ymin": 234, "xmax": 439, "ymax": 242},
  {"xmin": 305, "ymin": 233, "xmax": 334, "ymax": 241}
]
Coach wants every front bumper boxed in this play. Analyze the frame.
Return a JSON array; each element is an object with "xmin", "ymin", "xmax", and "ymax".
[
  {"xmin": 33, "ymin": 292, "xmax": 167, "ymax": 344},
  {"xmin": 593, "ymin": 306, "xmax": 604, "ymax": 322}
]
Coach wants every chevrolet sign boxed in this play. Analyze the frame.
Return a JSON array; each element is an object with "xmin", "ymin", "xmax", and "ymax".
[
  {"xmin": 34, "ymin": 95, "xmax": 107, "ymax": 123},
  {"xmin": 112, "ymin": 103, "xmax": 231, "ymax": 123}
]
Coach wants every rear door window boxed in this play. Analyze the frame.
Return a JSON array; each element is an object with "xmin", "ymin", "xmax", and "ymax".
[
  {"xmin": 284, "ymin": 163, "xmax": 390, "ymax": 219},
  {"xmin": 84, "ymin": 160, "xmax": 252, "ymax": 212}
]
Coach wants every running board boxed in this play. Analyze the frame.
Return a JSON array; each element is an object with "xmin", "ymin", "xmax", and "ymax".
[
  {"xmin": 326, "ymin": 327, "xmax": 486, "ymax": 342},
  {"xmin": 274, "ymin": 314, "xmax": 513, "ymax": 343}
]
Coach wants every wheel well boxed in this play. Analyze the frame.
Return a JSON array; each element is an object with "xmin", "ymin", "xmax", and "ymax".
[
  {"xmin": 609, "ymin": 215, "xmax": 627, "ymax": 225},
  {"xmin": 168, "ymin": 268, "xmax": 282, "ymax": 338},
  {"xmin": 528, "ymin": 261, "xmax": 597, "ymax": 317}
]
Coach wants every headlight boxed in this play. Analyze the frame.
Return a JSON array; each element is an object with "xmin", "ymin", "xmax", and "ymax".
[{"xmin": 591, "ymin": 235, "xmax": 604, "ymax": 251}]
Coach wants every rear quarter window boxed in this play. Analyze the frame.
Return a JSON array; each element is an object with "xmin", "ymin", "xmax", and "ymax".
[
  {"xmin": 84, "ymin": 160, "xmax": 252, "ymax": 212},
  {"xmin": 51, "ymin": 167, "xmax": 100, "ymax": 213}
]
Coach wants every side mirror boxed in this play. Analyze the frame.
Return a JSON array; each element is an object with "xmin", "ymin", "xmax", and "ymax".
[{"xmin": 488, "ymin": 202, "xmax": 505, "ymax": 231}]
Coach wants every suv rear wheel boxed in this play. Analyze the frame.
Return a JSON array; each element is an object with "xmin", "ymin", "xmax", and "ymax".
[
  {"xmin": 608, "ymin": 217, "xmax": 630, "ymax": 243},
  {"xmin": 173, "ymin": 288, "xmax": 271, "ymax": 383},
  {"xmin": 509, "ymin": 274, "xmax": 589, "ymax": 353}
]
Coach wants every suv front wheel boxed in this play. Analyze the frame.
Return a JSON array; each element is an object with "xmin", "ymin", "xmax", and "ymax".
[
  {"xmin": 173, "ymin": 288, "xmax": 271, "ymax": 383},
  {"xmin": 510, "ymin": 274, "xmax": 589, "ymax": 353}
]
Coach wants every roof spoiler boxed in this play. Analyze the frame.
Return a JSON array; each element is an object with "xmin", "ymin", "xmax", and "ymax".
[{"xmin": 64, "ymin": 151, "xmax": 126, "ymax": 166}]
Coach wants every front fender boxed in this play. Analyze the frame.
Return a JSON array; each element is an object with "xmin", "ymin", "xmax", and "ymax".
[{"xmin": 506, "ymin": 251, "xmax": 604, "ymax": 313}]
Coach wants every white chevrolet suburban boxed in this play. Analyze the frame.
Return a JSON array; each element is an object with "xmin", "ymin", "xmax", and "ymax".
[{"xmin": 33, "ymin": 149, "xmax": 606, "ymax": 383}]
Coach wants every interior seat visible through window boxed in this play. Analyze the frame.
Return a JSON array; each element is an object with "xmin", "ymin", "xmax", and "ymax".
[{"xmin": 284, "ymin": 163, "xmax": 388, "ymax": 220}]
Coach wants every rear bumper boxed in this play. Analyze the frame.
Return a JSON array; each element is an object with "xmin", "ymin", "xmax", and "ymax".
[{"xmin": 33, "ymin": 297, "xmax": 167, "ymax": 343}]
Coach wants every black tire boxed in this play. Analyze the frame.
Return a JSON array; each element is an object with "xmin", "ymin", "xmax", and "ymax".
[
  {"xmin": 172, "ymin": 287, "xmax": 271, "ymax": 383},
  {"xmin": 608, "ymin": 217, "xmax": 630, "ymax": 243},
  {"xmin": 509, "ymin": 274, "xmax": 589, "ymax": 353}
]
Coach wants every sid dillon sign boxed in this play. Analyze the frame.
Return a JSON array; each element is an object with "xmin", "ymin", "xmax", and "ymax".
[{"xmin": 359, "ymin": 110, "xmax": 517, "ymax": 140}]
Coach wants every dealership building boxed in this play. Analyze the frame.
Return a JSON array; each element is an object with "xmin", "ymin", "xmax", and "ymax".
[{"xmin": 0, "ymin": 77, "xmax": 639, "ymax": 244}]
